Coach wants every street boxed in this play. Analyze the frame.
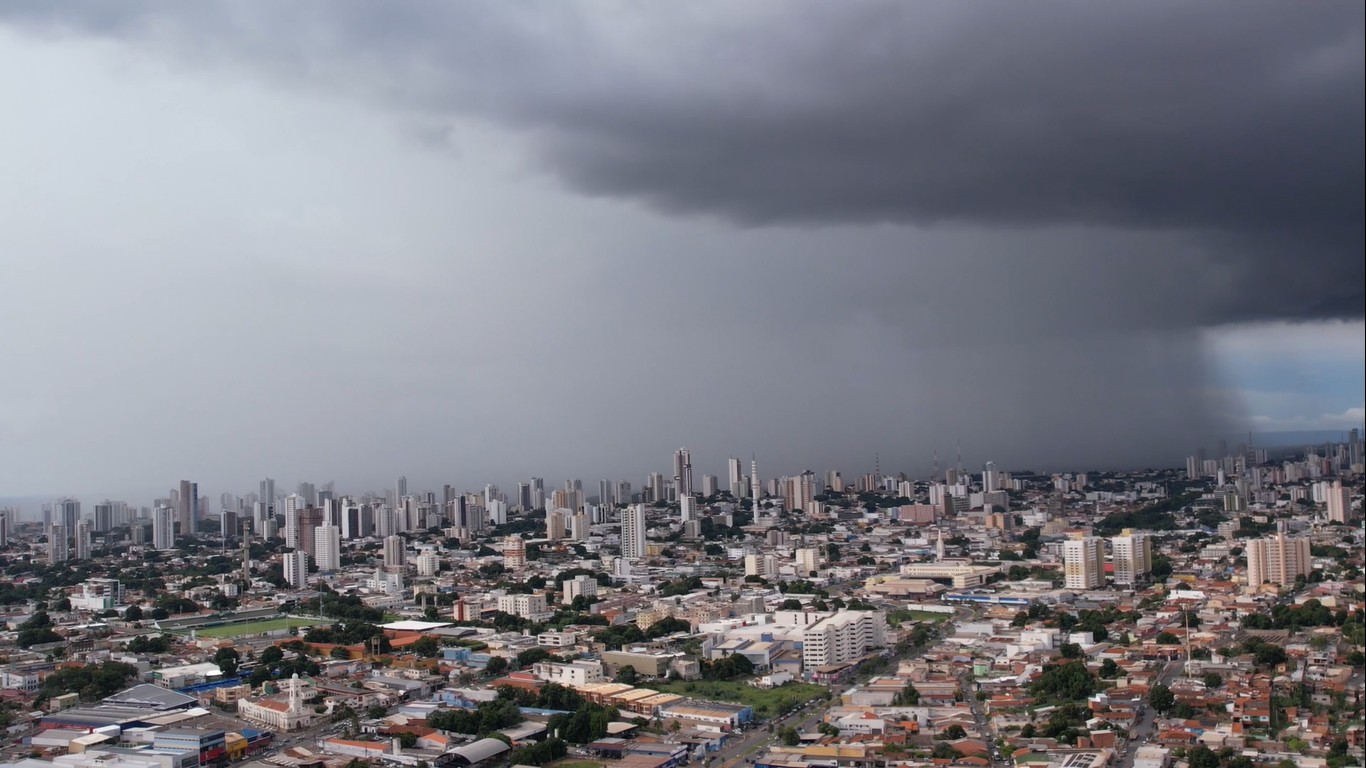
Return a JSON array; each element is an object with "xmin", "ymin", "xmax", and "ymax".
[{"xmin": 1113, "ymin": 659, "xmax": 1184, "ymax": 768}]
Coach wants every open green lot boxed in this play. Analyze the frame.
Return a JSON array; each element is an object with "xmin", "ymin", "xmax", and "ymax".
[
  {"xmin": 191, "ymin": 617, "xmax": 323, "ymax": 638},
  {"xmin": 650, "ymin": 679, "xmax": 828, "ymax": 718}
]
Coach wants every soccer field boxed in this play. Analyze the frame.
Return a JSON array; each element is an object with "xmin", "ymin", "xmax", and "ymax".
[{"xmin": 191, "ymin": 617, "xmax": 323, "ymax": 638}]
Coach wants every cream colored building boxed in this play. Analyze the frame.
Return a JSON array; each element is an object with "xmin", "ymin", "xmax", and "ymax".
[{"xmin": 1245, "ymin": 532, "xmax": 1311, "ymax": 588}]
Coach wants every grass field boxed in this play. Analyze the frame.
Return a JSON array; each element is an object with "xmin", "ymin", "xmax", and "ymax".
[
  {"xmin": 902, "ymin": 610, "xmax": 952, "ymax": 622},
  {"xmin": 192, "ymin": 617, "xmax": 323, "ymax": 638},
  {"xmin": 550, "ymin": 761, "xmax": 605, "ymax": 768},
  {"xmin": 650, "ymin": 679, "xmax": 828, "ymax": 718}
]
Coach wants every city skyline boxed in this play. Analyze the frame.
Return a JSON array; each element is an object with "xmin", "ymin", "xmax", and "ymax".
[
  {"xmin": 1, "ymin": 430, "xmax": 1359, "ymax": 519},
  {"xmin": 0, "ymin": 3, "xmax": 1362, "ymax": 498}
]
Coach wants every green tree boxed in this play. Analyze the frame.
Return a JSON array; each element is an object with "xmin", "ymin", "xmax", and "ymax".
[
  {"xmin": 214, "ymin": 647, "xmax": 241, "ymax": 677},
  {"xmin": 938, "ymin": 724, "xmax": 967, "ymax": 740},
  {"xmin": 1149, "ymin": 683, "xmax": 1175, "ymax": 714},
  {"xmin": 1201, "ymin": 672, "xmax": 1222, "ymax": 689},
  {"xmin": 483, "ymin": 656, "xmax": 509, "ymax": 677},
  {"xmin": 1187, "ymin": 746, "xmax": 1219, "ymax": 768},
  {"xmin": 615, "ymin": 665, "xmax": 639, "ymax": 685}
]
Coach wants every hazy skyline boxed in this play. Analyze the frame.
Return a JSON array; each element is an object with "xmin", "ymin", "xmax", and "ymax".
[{"xmin": 1, "ymin": 2, "xmax": 1362, "ymax": 500}]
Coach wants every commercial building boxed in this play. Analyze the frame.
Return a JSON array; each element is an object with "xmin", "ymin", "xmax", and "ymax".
[
  {"xmin": 898, "ymin": 562, "xmax": 1000, "ymax": 588},
  {"xmin": 531, "ymin": 660, "xmax": 605, "ymax": 687}
]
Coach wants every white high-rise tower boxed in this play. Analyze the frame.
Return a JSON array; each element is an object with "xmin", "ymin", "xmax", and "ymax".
[
  {"xmin": 621, "ymin": 504, "xmax": 647, "ymax": 560},
  {"xmin": 750, "ymin": 457, "xmax": 762, "ymax": 519}
]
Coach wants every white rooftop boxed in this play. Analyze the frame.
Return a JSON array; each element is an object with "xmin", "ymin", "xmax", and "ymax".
[{"xmin": 380, "ymin": 620, "xmax": 452, "ymax": 631}]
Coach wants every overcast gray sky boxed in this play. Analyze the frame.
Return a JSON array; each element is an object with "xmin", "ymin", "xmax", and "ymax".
[{"xmin": 0, "ymin": 2, "xmax": 1362, "ymax": 504}]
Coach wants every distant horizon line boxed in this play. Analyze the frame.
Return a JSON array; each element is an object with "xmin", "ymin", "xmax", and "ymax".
[{"xmin": 2, "ymin": 427, "xmax": 1358, "ymax": 517}]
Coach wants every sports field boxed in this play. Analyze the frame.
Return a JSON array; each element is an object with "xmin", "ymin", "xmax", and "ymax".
[{"xmin": 192, "ymin": 617, "xmax": 323, "ymax": 638}]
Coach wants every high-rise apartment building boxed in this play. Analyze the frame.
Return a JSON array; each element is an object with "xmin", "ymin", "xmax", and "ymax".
[
  {"xmin": 1111, "ymin": 530, "xmax": 1152, "ymax": 586},
  {"xmin": 283, "ymin": 495, "xmax": 303, "ymax": 547},
  {"xmin": 1245, "ymin": 531, "xmax": 1312, "ymax": 587},
  {"xmin": 503, "ymin": 536, "xmax": 526, "ymax": 568},
  {"xmin": 679, "ymin": 496, "xmax": 697, "ymax": 523},
  {"xmin": 153, "ymin": 505, "xmax": 175, "ymax": 550},
  {"xmin": 1063, "ymin": 535, "xmax": 1106, "ymax": 590},
  {"xmin": 701, "ymin": 474, "xmax": 718, "ymax": 498},
  {"xmin": 1326, "ymin": 480, "xmax": 1351, "ymax": 523},
  {"xmin": 259, "ymin": 477, "xmax": 276, "ymax": 511},
  {"xmin": 92, "ymin": 502, "xmax": 114, "ymax": 533},
  {"xmin": 283, "ymin": 550, "xmax": 309, "ymax": 588},
  {"xmin": 530, "ymin": 477, "xmax": 546, "ymax": 510},
  {"xmin": 382, "ymin": 535, "xmax": 406, "ymax": 570},
  {"xmin": 486, "ymin": 499, "xmax": 508, "ymax": 526},
  {"xmin": 796, "ymin": 547, "xmax": 821, "ymax": 575},
  {"xmin": 982, "ymin": 462, "xmax": 1000, "ymax": 493},
  {"xmin": 727, "ymin": 458, "xmax": 744, "ymax": 493},
  {"xmin": 800, "ymin": 610, "xmax": 886, "ymax": 670},
  {"xmin": 177, "ymin": 480, "xmax": 198, "ymax": 535},
  {"xmin": 563, "ymin": 574, "xmax": 598, "ymax": 604},
  {"xmin": 56, "ymin": 498, "xmax": 80, "ymax": 534},
  {"xmin": 48, "ymin": 524, "xmax": 70, "ymax": 563},
  {"xmin": 415, "ymin": 548, "xmax": 440, "ymax": 576},
  {"xmin": 74, "ymin": 520, "xmax": 92, "ymax": 560},
  {"xmin": 621, "ymin": 504, "xmax": 647, "ymax": 560},
  {"xmin": 673, "ymin": 448, "xmax": 694, "ymax": 497},
  {"xmin": 750, "ymin": 459, "xmax": 762, "ymax": 515},
  {"xmin": 547, "ymin": 509, "xmax": 568, "ymax": 541},
  {"xmin": 0, "ymin": 509, "xmax": 10, "ymax": 547},
  {"xmin": 313, "ymin": 525, "xmax": 341, "ymax": 571},
  {"xmin": 298, "ymin": 506, "xmax": 325, "ymax": 558}
]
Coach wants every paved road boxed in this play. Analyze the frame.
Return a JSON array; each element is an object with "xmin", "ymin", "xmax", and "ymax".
[
  {"xmin": 963, "ymin": 671, "xmax": 1000, "ymax": 767},
  {"xmin": 707, "ymin": 699, "xmax": 831, "ymax": 768},
  {"xmin": 1113, "ymin": 659, "xmax": 1184, "ymax": 768}
]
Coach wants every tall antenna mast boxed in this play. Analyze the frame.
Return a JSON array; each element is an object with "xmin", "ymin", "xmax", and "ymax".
[{"xmin": 1184, "ymin": 608, "xmax": 1192, "ymax": 680}]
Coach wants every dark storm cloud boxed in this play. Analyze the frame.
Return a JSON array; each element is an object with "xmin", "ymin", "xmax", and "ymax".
[
  {"xmin": 1, "ymin": 1, "xmax": 1360, "ymax": 499},
  {"xmin": 3, "ymin": 1, "xmax": 1361, "ymax": 325}
]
